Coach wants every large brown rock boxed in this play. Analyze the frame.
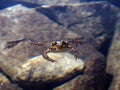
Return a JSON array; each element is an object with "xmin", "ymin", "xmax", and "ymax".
[{"xmin": 0, "ymin": 52, "xmax": 84, "ymax": 83}]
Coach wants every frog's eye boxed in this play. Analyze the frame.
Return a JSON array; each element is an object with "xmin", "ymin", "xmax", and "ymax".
[
  {"xmin": 61, "ymin": 41, "xmax": 69, "ymax": 47},
  {"xmin": 51, "ymin": 41, "xmax": 57, "ymax": 46},
  {"xmin": 62, "ymin": 41, "xmax": 68, "ymax": 45}
]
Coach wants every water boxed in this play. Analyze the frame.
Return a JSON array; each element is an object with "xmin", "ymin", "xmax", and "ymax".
[{"xmin": 0, "ymin": 0, "xmax": 119, "ymax": 90}]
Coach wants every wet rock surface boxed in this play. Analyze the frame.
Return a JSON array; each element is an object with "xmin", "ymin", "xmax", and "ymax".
[
  {"xmin": 0, "ymin": 1, "xmax": 119, "ymax": 90},
  {"xmin": 106, "ymin": 12, "xmax": 120, "ymax": 90}
]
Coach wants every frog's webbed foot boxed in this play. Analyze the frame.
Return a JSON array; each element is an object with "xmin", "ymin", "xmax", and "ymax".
[{"xmin": 42, "ymin": 49, "xmax": 56, "ymax": 62}]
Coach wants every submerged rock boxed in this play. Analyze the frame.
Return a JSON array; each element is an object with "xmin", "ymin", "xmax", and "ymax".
[
  {"xmin": 0, "ymin": 52, "xmax": 84, "ymax": 83},
  {"xmin": 19, "ymin": 53, "xmax": 84, "ymax": 82},
  {"xmin": 35, "ymin": 1, "xmax": 119, "ymax": 49},
  {"xmin": 106, "ymin": 11, "xmax": 120, "ymax": 90}
]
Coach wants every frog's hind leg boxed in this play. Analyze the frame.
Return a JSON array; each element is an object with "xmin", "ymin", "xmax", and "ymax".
[
  {"xmin": 70, "ymin": 47, "xmax": 79, "ymax": 60},
  {"xmin": 42, "ymin": 48, "xmax": 56, "ymax": 62}
]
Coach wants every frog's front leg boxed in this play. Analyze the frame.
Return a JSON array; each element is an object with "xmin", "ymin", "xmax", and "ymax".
[
  {"xmin": 5, "ymin": 38, "xmax": 46, "ymax": 49},
  {"xmin": 70, "ymin": 47, "xmax": 79, "ymax": 60},
  {"xmin": 42, "ymin": 48, "xmax": 56, "ymax": 62}
]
